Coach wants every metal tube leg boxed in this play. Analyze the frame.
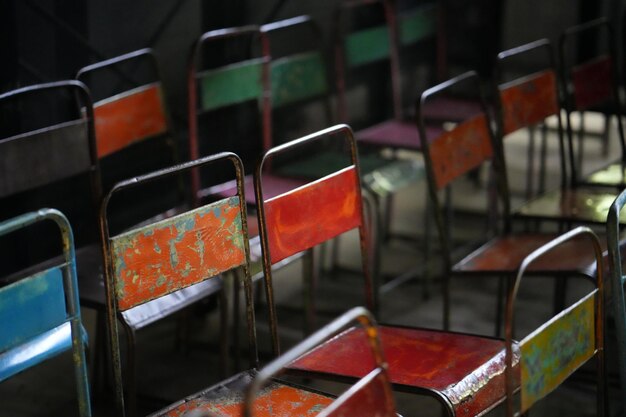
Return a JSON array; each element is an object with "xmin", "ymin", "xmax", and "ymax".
[
  {"xmin": 219, "ymin": 282, "xmax": 230, "ymax": 378},
  {"xmin": 526, "ymin": 126, "xmax": 536, "ymax": 200},
  {"xmin": 303, "ymin": 249, "xmax": 317, "ymax": 336},
  {"xmin": 122, "ymin": 324, "xmax": 137, "ymax": 417},
  {"xmin": 232, "ymin": 271, "xmax": 241, "ymax": 372},
  {"xmin": 578, "ymin": 111, "xmax": 586, "ymax": 174}
]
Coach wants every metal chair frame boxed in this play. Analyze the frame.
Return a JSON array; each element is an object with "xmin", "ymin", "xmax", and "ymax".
[
  {"xmin": 0, "ymin": 209, "xmax": 92, "ymax": 417},
  {"xmin": 243, "ymin": 307, "xmax": 396, "ymax": 417}
]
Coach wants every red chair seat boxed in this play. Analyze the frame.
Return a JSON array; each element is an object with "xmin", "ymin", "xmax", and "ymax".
[
  {"xmin": 356, "ymin": 120, "xmax": 444, "ymax": 150},
  {"xmin": 152, "ymin": 370, "xmax": 334, "ymax": 417},
  {"xmin": 453, "ymin": 233, "xmax": 601, "ymax": 277},
  {"xmin": 288, "ymin": 326, "xmax": 519, "ymax": 417}
]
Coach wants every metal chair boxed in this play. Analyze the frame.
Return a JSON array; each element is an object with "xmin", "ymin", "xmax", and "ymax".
[
  {"xmin": 418, "ymin": 71, "xmax": 602, "ymax": 332},
  {"xmin": 243, "ymin": 307, "xmax": 396, "ymax": 417},
  {"xmin": 0, "ymin": 208, "xmax": 91, "ymax": 417},
  {"xmin": 606, "ymin": 188, "xmax": 626, "ymax": 416},
  {"xmin": 256, "ymin": 124, "xmax": 521, "ymax": 416},
  {"xmin": 103, "ymin": 152, "xmax": 335, "ymax": 417},
  {"xmin": 503, "ymin": 227, "xmax": 605, "ymax": 416},
  {"xmin": 496, "ymin": 39, "xmax": 625, "ymax": 226},
  {"xmin": 558, "ymin": 17, "xmax": 626, "ymax": 188}
]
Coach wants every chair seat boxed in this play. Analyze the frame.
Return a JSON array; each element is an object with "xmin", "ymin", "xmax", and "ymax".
[
  {"xmin": 515, "ymin": 188, "xmax": 626, "ymax": 224},
  {"xmin": 0, "ymin": 322, "xmax": 87, "ymax": 381},
  {"xmin": 453, "ymin": 233, "xmax": 601, "ymax": 277},
  {"xmin": 149, "ymin": 369, "xmax": 334, "ymax": 417},
  {"xmin": 356, "ymin": 119, "xmax": 444, "ymax": 150},
  {"xmin": 419, "ymin": 96, "xmax": 484, "ymax": 123},
  {"xmin": 585, "ymin": 162, "xmax": 626, "ymax": 187},
  {"xmin": 288, "ymin": 325, "xmax": 519, "ymax": 417},
  {"xmin": 198, "ymin": 174, "xmax": 305, "ymax": 206}
]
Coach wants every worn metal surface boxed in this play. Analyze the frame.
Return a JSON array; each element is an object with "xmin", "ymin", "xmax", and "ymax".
[
  {"xmin": 520, "ymin": 292, "xmax": 596, "ymax": 412},
  {"xmin": 499, "ymin": 70, "xmax": 559, "ymax": 135},
  {"xmin": 453, "ymin": 233, "xmax": 599, "ymax": 277},
  {"xmin": 199, "ymin": 58, "xmax": 265, "ymax": 112},
  {"xmin": 263, "ymin": 167, "xmax": 361, "ymax": 264},
  {"xmin": 429, "ymin": 114, "xmax": 492, "ymax": 189},
  {"xmin": 0, "ymin": 209, "xmax": 91, "ymax": 416},
  {"xmin": 399, "ymin": 3, "xmax": 436, "ymax": 45},
  {"xmin": 289, "ymin": 325, "xmax": 514, "ymax": 417},
  {"xmin": 271, "ymin": 51, "xmax": 328, "ymax": 108},
  {"xmin": 111, "ymin": 197, "xmax": 244, "ymax": 311},
  {"xmin": 0, "ymin": 267, "xmax": 66, "ymax": 352},
  {"xmin": 571, "ymin": 55, "xmax": 612, "ymax": 111},
  {"xmin": 420, "ymin": 96, "xmax": 483, "ymax": 123},
  {"xmin": 152, "ymin": 370, "xmax": 332, "ymax": 417},
  {"xmin": 516, "ymin": 188, "xmax": 626, "ymax": 224},
  {"xmin": 0, "ymin": 120, "xmax": 91, "ymax": 197},
  {"xmin": 93, "ymin": 83, "xmax": 167, "ymax": 158}
]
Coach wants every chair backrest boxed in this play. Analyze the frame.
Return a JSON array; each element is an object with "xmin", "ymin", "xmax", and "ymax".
[
  {"xmin": 606, "ymin": 189, "xmax": 626, "ymax": 416},
  {"xmin": 243, "ymin": 307, "xmax": 396, "ymax": 417},
  {"xmin": 100, "ymin": 152, "xmax": 255, "ymax": 415},
  {"xmin": 495, "ymin": 39, "xmax": 570, "ymax": 190},
  {"xmin": 255, "ymin": 124, "xmax": 372, "ymax": 355},
  {"xmin": 418, "ymin": 71, "xmax": 510, "ymax": 268},
  {"xmin": 187, "ymin": 26, "xmax": 270, "ymax": 203},
  {"xmin": 0, "ymin": 81, "xmax": 99, "ymax": 200},
  {"xmin": 334, "ymin": 0, "xmax": 402, "ymax": 122},
  {"xmin": 0, "ymin": 208, "xmax": 91, "ymax": 417},
  {"xmin": 504, "ymin": 226, "xmax": 604, "ymax": 416},
  {"xmin": 262, "ymin": 16, "xmax": 333, "ymax": 139},
  {"xmin": 77, "ymin": 48, "xmax": 173, "ymax": 159},
  {"xmin": 558, "ymin": 17, "xmax": 626, "ymax": 181}
]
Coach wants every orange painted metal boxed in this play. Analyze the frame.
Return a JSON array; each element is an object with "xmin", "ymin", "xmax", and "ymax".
[
  {"xmin": 94, "ymin": 83, "xmax": 167, "ymax": 158},
  {"xmin": 111, "ymin": 197, "xmax": 244, "ymax": 311},
  {"xmin": 429, "ymin": 114, "xmax": 492, "ymax": 190},
  {"xmin": 264, "ymin": 167, "xmax": 362, "ymax": 264},
  {"xmin": 162, "ymin": 383, "xmax": 333, "ymax": 417},
  {"xmin": 571, "ymin": 55, "xmax": 612, "ymax": 111},
  {"xmin": 500, "ymin": 70, "xmax": 559, "ymax": 135},
  {"xmin": 289, "ymin": 326, "xmax": 519, "ymax": 417}
]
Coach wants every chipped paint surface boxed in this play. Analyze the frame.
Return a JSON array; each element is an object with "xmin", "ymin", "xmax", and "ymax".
[
  {"xmin": 290, "ymin": 325, "xmax": 510, "ymax": 416},
  {"xmin": 571, "ymin": 55, "xmax": 612, "ymax": 111},
  {"xmin": 111, "ymin": 197, "xmax": 244, "ymax": 311},
  {"xmin": 94, "ymin": 83, "xmax": 167, "ymax": 157},
  {"xmin": 429, "ymin": 114, "xmax": 492, "ymax": 190},
  {"xmin": 520, "ymin": 292, "xmax": 596, "ymax": 412},
  {"xmin": 500, "ymin": 70, "xmax": 559, "ymax": 135},
  {"xmin": 271, "ymin": 52, "xmax": 328, "ymax": 108},
  {"xmin": 264, "ymin": 167, "xmax": 361, "ymax": 264},
  {"xmin": 160, "ymin": 382, "xmax": 333, "ymax": 417}
]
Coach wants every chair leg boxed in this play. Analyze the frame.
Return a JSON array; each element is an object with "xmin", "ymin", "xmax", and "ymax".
[
  {"xmin": 219, "ymin": 284, "xmax": 230, "ymax": 378},
  {"xmin": 526, "ymin": 125, "xmax": 536, "ymax": 200},
  {"xmin": 602, "ymin": 113, "xmax": 610, "ymax": 157},
  {"xmin": 122, "ymin": 323, "xmax": 138, "ymax": 417},
  {"xmin": 494, "ymin": 276, "xmax": 505, "ymax": 337},
  {"xmin": 578, "ymin": 111, "xmax": 586, "ymax": 175},
  {"xmin": 539, "ymin": 123, "xmax": 548, "ymax": 194},
  {"xmin": 232, "ymin": 271, "xmax": 241, "ymax": 372},
  {"xmin": 303, "ymin": 248, "xmax": 317, "ymax": 336}
]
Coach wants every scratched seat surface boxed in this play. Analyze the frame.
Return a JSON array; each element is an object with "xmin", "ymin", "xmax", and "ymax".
[
  {"xmin": 289, "ymin": 325, "xmax": 518, "ymax": 417},
  {"xmin": 149, "ymin": 370, "xmax": 334, "ymax": 417}
]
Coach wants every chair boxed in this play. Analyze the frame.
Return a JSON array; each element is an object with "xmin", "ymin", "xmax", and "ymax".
[
  {"xmin": 503, "ymin": 226, "xmax": 605, "ymax": 416},
  {"xmin": 256, "ymin": 130, "xmax": 606, "ymax": 415},
  {"xmin": 418, "ymin": 71, "xmax": 602, "ymax": 331},
  {"xmin": 0, "ymin": 208, "xmax": 91, "ymax": 417},
  {"xmin": 78, "ymin": 49, "xmax": 230, "ymax": 408},
  {"xmin": 558, "ymin": 17, "xmax": 626, "ymax": 188},
  {"xmin": 243, "ymin": 307, "xmax": 396, "ymax": 417},
  {"xmin": 103, "ymin": 152, "xmax": 335, "ymax": 417},
  {"xmin": 606, "ymin": 189, "xmax": 626, "ymax": 416},
  {"xmin": 496, "ymin": 39, "xmax": 625, "ymax": 226},
  {"xmin": 262, "ymin": 15, "xmax": 425, "ymax": 300}
]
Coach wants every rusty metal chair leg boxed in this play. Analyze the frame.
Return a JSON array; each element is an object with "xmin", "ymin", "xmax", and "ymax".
[
  {"xmin": 122, "ymin": 323, "xmax": 138, "ymax": 417},
  {"xmin": 219, "ymin": 283, "xmax": 229, "ymax": 378},
  {"xmin": 232, "ymin": 270, "xmax": 241, "ymax": 373}
]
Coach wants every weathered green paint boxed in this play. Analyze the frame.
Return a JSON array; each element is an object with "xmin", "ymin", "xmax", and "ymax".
[
  {"xmin": 345, "ymin": 25, "xmax": 391, "ymax": 67},
  {"xmin": 271, "ymin": 51, "xmax": 328, "ymax": 108},
  {"xmin": 199, "ymin": 58, "xmax": 265, "ymax": 111},
  {"xmin": 399, "ymin": 4, "xmax": 437, "ymax": 45},
  {"xmin": 520, "ymin": 292, "xmax": 596, "ymax": 412},
  {"xmin": 111, "ymin": 197, "xmax": 245, "ymax": 310}
]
